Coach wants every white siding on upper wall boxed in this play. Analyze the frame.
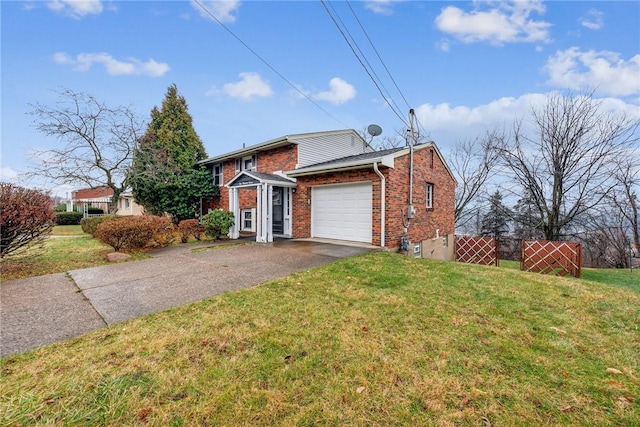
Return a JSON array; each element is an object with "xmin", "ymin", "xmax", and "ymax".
[{"xmin": 296, "ymin": 131, "xmax": 369, "ymax": 167}]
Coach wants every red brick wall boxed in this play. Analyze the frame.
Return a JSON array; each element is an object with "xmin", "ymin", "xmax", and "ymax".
[
  {"xmin": 205, "ymin": 144, "xmax": 298, "ymax": 211},
  {"xmin": 384, "ymin": 146, "xmax": 456, "ymax": 248},
  {"xmin": 293, "ymin": 145, "xmax": 455, "ymax": 250},
  {"xmin": 293, "ymin": 170, "xmax": 382, "ymax": 245},
  {"xmin": 256, "ymin": 144, "xmax": 298, "ymax": 173}
]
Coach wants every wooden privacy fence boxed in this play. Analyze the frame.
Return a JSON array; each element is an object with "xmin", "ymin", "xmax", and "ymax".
[
  {"xmin": 521, "ymin": 240, "xmax": 582, "ymax": 278},
  {"xmin": 455, "ymin": 236, "xmax": 499, "ymax": 266}
]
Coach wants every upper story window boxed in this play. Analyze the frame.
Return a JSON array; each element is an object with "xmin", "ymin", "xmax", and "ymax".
[
  {"xmin": 243, "ymin": 156, "xmax": 254, "ymax": 171},
  {"xmin": 425, "ymin": 183, "xmax": 434, "ymax": 209},
  {"xmin": 235, "ymin": 154, "xmax": 257, "ymax": 173},
  {"xmin": 212, "ymin": 163, "xmax": 223, "ymax": 186}
]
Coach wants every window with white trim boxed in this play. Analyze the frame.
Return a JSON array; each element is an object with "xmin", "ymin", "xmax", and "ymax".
[
  {"xmin": 241, "ymin": 208, "xmax": 255, "ymax": 232},
  {"xmin": 235, "ymin": 155, "xmax": 257, "ymax": 173},
  {"xmin": 213, "ymin": 163, "xmax": 223, "ymax": 186},
  {"xmin": 425, "ymin": 183, "xmax": 434, "ymax": 209}
]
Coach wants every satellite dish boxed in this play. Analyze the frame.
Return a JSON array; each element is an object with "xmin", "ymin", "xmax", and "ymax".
[{"xmin": 367, "ymin": 124, "xmax": 382, "ymax": 137}]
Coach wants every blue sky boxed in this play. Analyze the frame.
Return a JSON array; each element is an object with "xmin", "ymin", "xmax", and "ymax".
[{"xmin": 2, "ymin": 0, "xmax": 639, "ymax": 196}]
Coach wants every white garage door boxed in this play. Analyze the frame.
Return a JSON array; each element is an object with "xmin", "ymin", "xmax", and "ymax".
[{"xmin": 312, "ymin": 182, "xmax": 372, "ymax": 243}]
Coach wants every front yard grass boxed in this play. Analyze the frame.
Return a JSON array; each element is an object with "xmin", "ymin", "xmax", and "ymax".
[
  {"xmin": 0, "ymin": 226, "xmax": 117, "ymax": 281},
  {"xmin": 1, "ymin": 252, "xmax": 638, "ymax": 426},
  {"xmin": 0, "ymin": 225, "xmax": 216, "ymax": 281}
]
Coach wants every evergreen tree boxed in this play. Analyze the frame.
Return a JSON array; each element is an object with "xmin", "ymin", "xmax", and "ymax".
[
  {"xmin": 512, "ymin": 188, "xmax": 545, "ymax": 240},
  {"xmin": 130, "ymin": 85, "xmax": 217, "ymax": 222},
  {"xmin": 480, "ymin": 191, "xmax": 511, "ymax": 239}
]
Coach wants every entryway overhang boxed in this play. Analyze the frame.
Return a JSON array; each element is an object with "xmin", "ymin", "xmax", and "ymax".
[{"xmin": 227, "ymin": 171, "xmax": 296, "ymax": 243}]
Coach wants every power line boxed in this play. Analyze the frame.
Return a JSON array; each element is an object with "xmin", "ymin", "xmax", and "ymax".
[
  {"xmin": 326, "ymin": 1, "xmax": 404, "ymax": 119},
  {"xmin": 320, "ymin": 0, "xmax": 409, "ymax": 128},
  {"xmin": 192, "ymin": 0, "xmax": 351, "ymax": 129},
  {"xmin": 345, "ymin": 0, "xmax": 412, "ymax": 111},
  {"xmin": 344, "ymin": 1, "xmax": 431, "ymax": 141}
]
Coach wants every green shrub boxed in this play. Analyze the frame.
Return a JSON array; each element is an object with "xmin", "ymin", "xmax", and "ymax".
[
  {"xmin": 80, "ymin": 216, "xmax": 117, "ymax": 236},
  {"xmin": 54, "ymin": 203, "xmax": 75, "ymax": 213},
  {"xmin": 56, "ymin": 212, "xmax": 83, "ymax": 225},
  {"xmin": 202, "ymin": 209, "xmax": 234, "ymax": 240},
  {"xmin": 94, "ymin": 216, "xmax": 155, "ymax": 252},
  {"xmin": 177, "ymin": 219, "xmax": 204, "ymax": 243}
]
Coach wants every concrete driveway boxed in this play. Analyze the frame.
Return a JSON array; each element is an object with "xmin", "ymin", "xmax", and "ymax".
[{"xmin": 0, "ymin": 239, "xmax": 374, "ymax": 358}]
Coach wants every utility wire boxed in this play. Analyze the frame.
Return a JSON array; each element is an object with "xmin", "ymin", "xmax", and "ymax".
[
  {"xmin": 345, "ymin": 0, "xmax": 431, "ymax": 142},
  {"xmin": 346, "ymin": 0, "xmax": 411, "ymax": 111},
  {"xmin": 192, "ymin": 0, "xmax": 351, "ymax": 129},
  {"xmin": 320, "ymin": 0, "xmax": 409, "ymax": 128},
  {"xmin": 326, "ymin": 1, "xmax": 404, "ymax": 120}
]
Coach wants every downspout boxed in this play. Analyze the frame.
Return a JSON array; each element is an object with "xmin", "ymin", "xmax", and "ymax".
[
  {"xmin": 408, "ymin": 108, "xmax": 416, "ymax": 220},
  {"xmin": 373, "ymin": 162, "xmax": 385, "ymax": 248}
]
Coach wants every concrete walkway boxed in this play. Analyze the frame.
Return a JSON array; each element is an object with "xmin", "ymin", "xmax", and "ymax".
[{"xmin": 1, "ymin": 240, "xmax": 374, "ymax": 358}]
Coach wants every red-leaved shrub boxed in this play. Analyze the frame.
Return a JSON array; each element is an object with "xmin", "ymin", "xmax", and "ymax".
[
  {"xmin": 94, "ymin": 216, "xmax": 156, "ymax": 252},
  {"xmin": 146, "ymin": 216, "xmax": 175, "ymax": 247},
  {"xmin": 177, "ymin": 219, "xmax": 204, "ymax": 243},
  {"xmin": 1, "ymin": 183, "xmax": 57, "ymax": 258}
]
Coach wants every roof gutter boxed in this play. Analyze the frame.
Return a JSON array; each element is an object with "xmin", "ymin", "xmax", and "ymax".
[{"xmin": 286, "ymin": 153, "xmax": 395, "ymax": 177}]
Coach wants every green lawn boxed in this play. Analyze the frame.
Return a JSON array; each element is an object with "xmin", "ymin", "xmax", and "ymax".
[
  {"xmin": 0, "ymin": 226, "xmax": 116, "ymax": 281},
  {"xmin": 499, "ymin": 259, "xmax": 639, "ymax": 293},
  {"xmin": 1, "ymin": 252, "xmax": 638, "ymax": 426}
]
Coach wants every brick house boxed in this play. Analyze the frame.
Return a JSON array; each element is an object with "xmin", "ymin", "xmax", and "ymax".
[{"xmin": 200, "ymin": 129, "xmax": 456, "ymax": 258}]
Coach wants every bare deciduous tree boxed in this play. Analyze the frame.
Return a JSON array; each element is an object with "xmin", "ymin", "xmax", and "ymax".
[
  {"xmin": 495, "ymin": 91, "xmax": 639, "ymax": 241},
  {"xmin": 28, "ymin": 89, "xmax": 143, "ymax": 212},
  {"xmin": 450, "ymin": 131, "xmax": 501, "ymax": 230},
  {"xmin": 610, "ymin": 157, "xmax": 640, "ymax": 254}
]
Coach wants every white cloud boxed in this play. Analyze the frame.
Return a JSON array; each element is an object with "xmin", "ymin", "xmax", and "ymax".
[
  {"xmin": 0, "ymin": 166, "xmax": 19, "ymax": 182},
  {"xmin": 47, "ymin": 0, "xmax": 103, "ymax": 18},
  {"xmin": 222, "ymin": 72, "xmax": 273, "ymax": 99},
  {"xmin": 364, "ymin": 0, "xmax": 400, "ymax": 15},
  {"xmin": 436, "ymin": 38, "xmax": 450, "ymax": 52},
  {"xmin": 544, "ymin": 47, "xmax": 640, "ymax": 97},
  {"xmin": 579, "ymin": 8, "xmax": 604, "ymax": 30},
  {"xmin": 434, "ymin": 0, "xmax": 551, "ymax": 46},
  {"xmin": 53, "ymin": 52, "xmax": 170, "ymax": 77},
  {"xmin": 191, "ymin": 0, "xmax": 240, "ymax": 23},
  {"xmin": 414, "ymin": 92, "xmax": 639, "ymax": 149},
  {"xmin": 312, "ymin": 78, "xmax": 356, "ymax": 104}
]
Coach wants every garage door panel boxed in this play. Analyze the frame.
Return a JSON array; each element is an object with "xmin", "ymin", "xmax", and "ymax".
[{"xmin": 312, "ymin": 183, "xmax": 372, "ymax": 243}]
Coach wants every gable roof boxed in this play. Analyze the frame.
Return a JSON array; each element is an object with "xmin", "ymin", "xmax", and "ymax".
[
  {"xmin": 286, "ymin": 142, "xmax": 457, "ymax": 183},
  {"xmin": 227, "ymin": 171, "xmax": 297, "ymax": 188},
  {"xmin": 72, "ymin": 186, "xmax": 113, "ymax": 201},
  {"xmin": 199, "ymin": 129, "xmax": 365, "ymax": 165}
]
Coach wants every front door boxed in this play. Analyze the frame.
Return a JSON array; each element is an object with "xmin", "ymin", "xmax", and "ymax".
[{"xmin": 272, "ymin": 187, "xmax": 284, "ymax": 235}]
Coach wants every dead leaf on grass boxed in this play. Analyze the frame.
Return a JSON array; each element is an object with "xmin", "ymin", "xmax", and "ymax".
[
  {"xmin": 618, "ymin": 396, "xmax": 634, "ymax": 403},
  {"xmin": 560, "ymin": 405, "xmax": 574, "ymax": 412},
  {"xmin": 609, "ymin": 380, "xmax": 625, "ymax": 389},
  {"xmin": 606, "ymin": 368, "xmax": 623, "ymax": 375},
  {"xmin": 356, "ymin": 386, "xmax": 366, "ymax": 394},
  {"xmin": 138, "ymin": 407, "xmax": 152, "ymax": 423},
  {"xmin": 549, "ymin": 327, "xmax": 567, "ymax": 334}
]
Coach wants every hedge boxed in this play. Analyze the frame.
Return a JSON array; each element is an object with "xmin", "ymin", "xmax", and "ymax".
[{"xmin": 56, "ymin": 212, "xmax": 83, "ymax": 225}]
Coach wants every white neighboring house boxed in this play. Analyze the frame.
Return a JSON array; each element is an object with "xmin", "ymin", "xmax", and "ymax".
[{"xmin": 116, "ymin": 190, "xmax": 144, "ymax": 216}]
